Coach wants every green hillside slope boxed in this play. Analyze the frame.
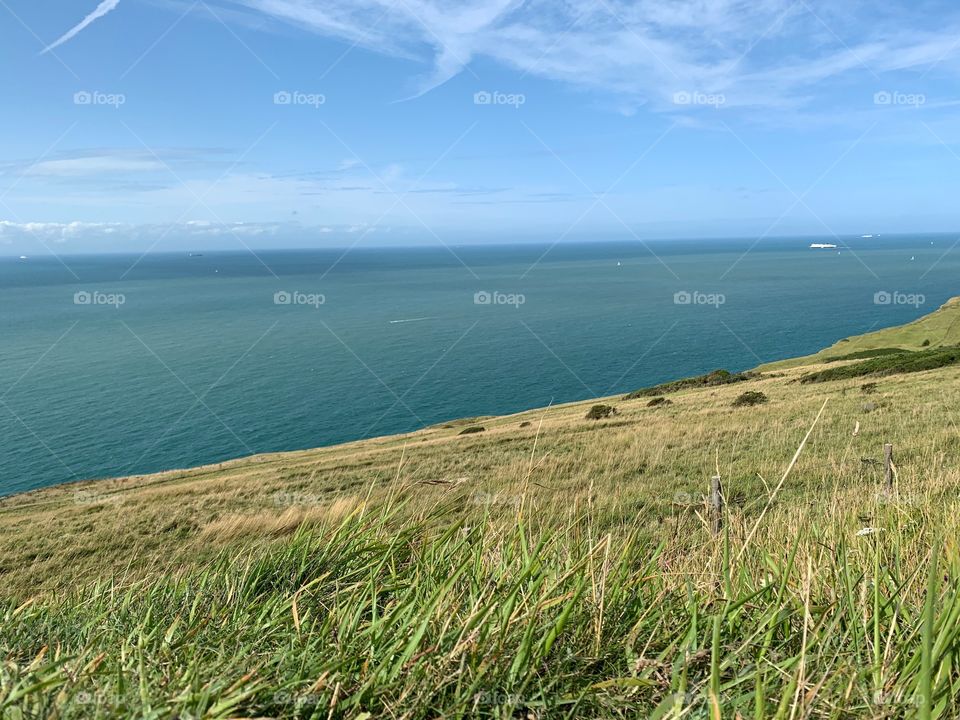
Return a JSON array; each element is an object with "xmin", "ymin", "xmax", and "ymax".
[{"xmin": 760, "ymin": 295, "xmax": 960, "ymax": 370}]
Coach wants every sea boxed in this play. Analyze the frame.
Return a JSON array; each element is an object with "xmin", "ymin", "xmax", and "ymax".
[{"xmin": 0, "ymin": 234, "xmax": 954, "ymax": 496}]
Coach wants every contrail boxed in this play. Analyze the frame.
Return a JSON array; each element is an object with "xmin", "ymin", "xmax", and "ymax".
[{"xmin": 41, "ymin": 0, "xmax": 121, "ymax": 54}]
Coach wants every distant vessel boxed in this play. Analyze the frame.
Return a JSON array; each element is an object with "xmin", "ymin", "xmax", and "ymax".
[
  {"xmin": 810, "ymin": 243, "xmax": 838, "ymax": 249},
  {"xmin": 616, "ymin": 261, "xmax": 622, "ymax": 267},
  {"xmin": 189, "ymin": 252, "xmax": 204, "ymax": 257},
  {"xmin": 861, "ymin": 234, "xmax": 874, "ymax": 238},
  {"xmin": 389, "ymin": 317, "xmax": 437, "ymax": 324},
  {"xmin": 18, "ymin": 255, "xmax": 27, "ymax": 260}
]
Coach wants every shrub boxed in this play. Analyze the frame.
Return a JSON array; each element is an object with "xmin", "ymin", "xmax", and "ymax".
[
  {"xmin": 458, "ymin": 426, "xmax": 486, "ymax": 435},
  {"xmin": 861, "ymin": 382, "xmax": 878, "ymax": 394},
  {"xmin": 732, "ymin": 391, "xmax": 768, "ymax": 407},
  {"xmin": 585, "ymin": 404, "xmax": 618, "ymax": 420},
  {"xmin": 519, "ymin": 421, "xmax": 531, "ymax": 428},
  {"xmin": 922, "ymin": 339, "xmax": 931, "ymax": 347},
  {"xmin": 800, "ymin": 346, "xmax": 960, "ymax": 383},
  {"xmin": 646, "ymin": 397, "xmax": 672, "ymax": 408},
  {"xmin": 624, "ymin": 369, "xmax": 758, "ymax": 399}
]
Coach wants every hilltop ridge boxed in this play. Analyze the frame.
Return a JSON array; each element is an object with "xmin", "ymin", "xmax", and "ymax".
[{"xmin": 759, "ymin": 294, "xmax": 960, "ymax": 370}]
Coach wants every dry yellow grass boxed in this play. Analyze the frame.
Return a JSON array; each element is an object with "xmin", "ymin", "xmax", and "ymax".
[{"xmin": 198, "ymin": 496, "xmax": 362, "ymax": 541}]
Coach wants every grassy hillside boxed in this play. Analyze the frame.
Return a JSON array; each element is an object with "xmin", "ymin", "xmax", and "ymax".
[
  {"xmin": 760, "ymin": 295, "xmax": 960, "ymax": 370},
  {"xmin": 5, "ymin": 302, "xmax": 960, "ymax": 717}
]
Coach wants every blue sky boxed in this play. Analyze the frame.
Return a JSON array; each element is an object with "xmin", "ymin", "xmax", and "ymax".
[{"xmin": 2, "ymin": 0, "xmax": 960, "ymax": 254}]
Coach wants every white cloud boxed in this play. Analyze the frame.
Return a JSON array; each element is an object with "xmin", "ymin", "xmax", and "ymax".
[
  {"xmin": 0, "ymin": 220, "xmax": 423, "ymax": 255},
  {"xmin": 42, "ymin": 0, "xmax": 122, "ymax": 54},
  {"xmin": 0, "ymin": 220, "xmax": 127, "ymax": 243},
  {"xmin": 0, "ymin": 220, "xmax": 284, "ymax": 244},
  {"xmin": 225, "ymin": 0, "xmax": 960, "ymax": 110},
  {"xmin": 24, "ymin": 156, "xmax": 165, "ymax": 177}
]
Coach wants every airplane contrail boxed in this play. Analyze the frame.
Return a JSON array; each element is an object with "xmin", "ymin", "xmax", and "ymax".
[{"xmin": 41, "ymin": 0, "xmax": 121, "ymax": 54}]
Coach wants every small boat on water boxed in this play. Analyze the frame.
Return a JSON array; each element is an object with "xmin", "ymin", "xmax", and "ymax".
[
  {"xmin": 810, "ymin": 243, "xmax": 838, "ymax": 249},
  {"xmin": 861, "ymin": 234, "xmax": 874, "ymax": 238}
]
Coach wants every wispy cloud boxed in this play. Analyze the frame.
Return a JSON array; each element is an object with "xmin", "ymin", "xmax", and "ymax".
[
  {"xmin": 224, "ymin": 0, "xmax": 960, "ymax": 111},
  {"xmin": 0, "ymin": 148, "xmax": 237, "ymax": 183},
  {"xmin": 42, "ymin": 0, "xmax": 122, "ymax": 54},
  {"xmin": 23, "ymin": 156, "xmax": 165, "ymax": 178}
]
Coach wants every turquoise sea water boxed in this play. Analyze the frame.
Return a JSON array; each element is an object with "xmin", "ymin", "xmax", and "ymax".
[{"xmin": 0, "ymin": 235, "xmax": 955, "ymax": 496}]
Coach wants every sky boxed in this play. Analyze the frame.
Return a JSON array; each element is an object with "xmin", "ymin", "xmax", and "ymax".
[{"xmin": 1, "ymin": 0, "xmax": 960, "ymax": 254}]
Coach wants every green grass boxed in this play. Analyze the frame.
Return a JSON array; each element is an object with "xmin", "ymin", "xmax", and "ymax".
[
  {"xmin": 761, "ymin": 296, "xmax": 960, "ymax": 370},
  {"xmin": 799, "ymin": 345, "xmax": 960, "ymax": 383},
  {"xmin": 822, "ymin": 347, "xmax": 910, "ymax": 363},
  {"xmin": 4, "ymin": 501, "xmax": 960, "ymax": 718}
]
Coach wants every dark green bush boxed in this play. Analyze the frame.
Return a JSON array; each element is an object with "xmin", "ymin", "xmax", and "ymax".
[
  {"xmin": 800, "ymin": 346, "xmax": 960, "ymax": 383},
  {"xmin": 732, "ymin": 391, "xmax": 768, "ymax": 407},
  {"xmin": 624, "ymin": 369, "xmax": 758, "ymax": 399},
  {"xmin": 585, "ymin": 404, "xmax": 618, "ymax": 420}
]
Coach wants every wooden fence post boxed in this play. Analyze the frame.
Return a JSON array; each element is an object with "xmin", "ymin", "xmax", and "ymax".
[
  {"xmin": 884, "ymin": 443, "xmax": 894, "ymax": 490},
  {"xmin": 710, "ymin": 474, "xmax": 724, "ymax": 534}
]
